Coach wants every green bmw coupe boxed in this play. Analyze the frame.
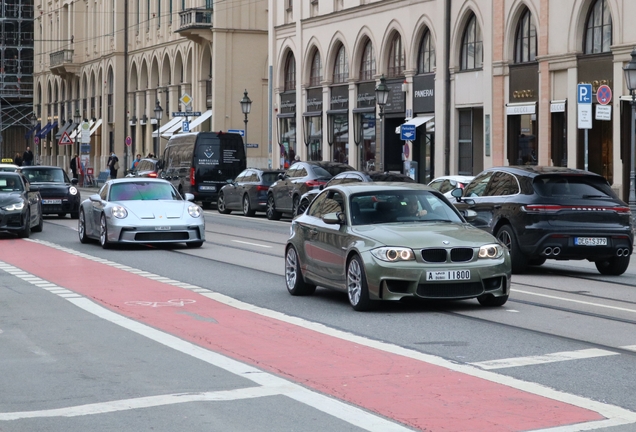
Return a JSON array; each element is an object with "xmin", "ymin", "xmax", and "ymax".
[{"xmin": 285, "ymin": 183, "xmax": 512, "ymax": 311}]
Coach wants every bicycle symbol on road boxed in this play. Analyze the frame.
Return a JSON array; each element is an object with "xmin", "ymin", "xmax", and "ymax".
[{"xmin": 125, "ymin": 299, "xmax": 196, "ymax": 308}]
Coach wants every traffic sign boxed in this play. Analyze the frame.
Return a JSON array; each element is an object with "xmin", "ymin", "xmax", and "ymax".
[
  {"xmin": 172, "ymin": 112, "xmax": 201, "ymax": 117},
  {"xmin": 34, "ymin": 136, "xmax": 39, "ymax": 145},
  {"xmin": 59, "ymin": 131, "xmax": 73, "ymax": 145},
  {"xmin": 577, "ymin": 83, "xmax": 592, "ymax": 104},
  {"xmin": 596, "ymin": 84, "xmax": 612, "ymax": 105},
  {"xmin": 125, "ymin": 136, "xmax": 132, "ymax": 146},
  {"xmin": 228, "ymin": 129, "xmax": 245, "ymax": 137},
  {"xmin": 400, "ymin": 124, "xmax": 416, "ymax": 141},
  {"xmin": 182, "ymin": 121, "xmax": 190, "ymax": 132},
  {"xmin": 577, "ymin": 83, "xmax": 593, "ymax": 129},
  {"xmin": 81, "ymin": 121, "xmax": 90, "ymax": 144},
  {"xmin": 180, "ymin": 93, "xmax": 192, "ymax": 106}
]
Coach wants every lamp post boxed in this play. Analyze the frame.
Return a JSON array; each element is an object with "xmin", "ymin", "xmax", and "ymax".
[
  {"xmin": 153, "ymin": 100, "xmax": 163, "ymax": 157},
  {"xmin": 375, "ymin": 75, "xmax": 390, "ymax": 172},
  {"xmin": 240, "ymin": 89, "xmax": 252, "ymax": 152},
  {"xmin": 623, "ymin": 49, "xmax": 636, "ymax": 219}
]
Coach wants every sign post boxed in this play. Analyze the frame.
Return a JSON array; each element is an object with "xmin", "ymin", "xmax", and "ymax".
[{"xmin": 577, "ymin": 83, "xmax": 593, "ymax": 171}]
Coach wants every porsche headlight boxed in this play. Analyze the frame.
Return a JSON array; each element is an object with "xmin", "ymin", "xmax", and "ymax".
[
  {"xmin": 478, "ymin": 244, "xmax": 504, "ymax": 259},
  {"xmin": 112, "ymin": 205, "xmax": 128, "ymax": 219},
  {"xmin": 2, "ymin": 202, "xmax": 25, "ymax": 211},
  {"xmin": 371, "ymin": 247, "xmax": 415, "ymax": 262},
  {"xmin": 69, "ymin": 186, "xmax": 78, "ymax": 195},
  {"xmin": 188, "ymin": 204, "xmax": 201, "ymax": 218}
]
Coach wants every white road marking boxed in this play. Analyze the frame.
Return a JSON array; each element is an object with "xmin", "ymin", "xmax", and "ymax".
[
  {"xmin": 231, "ymin": 240, "xmax": 272, "ymax": 248},
  {"xmin": 469, "ymin": 348, "xmax": 619, "ymax": 370},
  {"xmin": 507, "ymin": 309, "xmax": 520, "ymax": 312},
  {"xmin": 6, "ymin": 239, "xmax": 636, "ymax": 431},
  {"xmin": 512, "ymin": 288, "xmax": 636, "ymax": 314},
  {"xmin": 621, "ymin": 345, "xmax": 636, "ymax": 352}
]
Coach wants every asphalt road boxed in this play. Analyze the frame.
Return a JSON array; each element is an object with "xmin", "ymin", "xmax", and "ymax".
[{"xmin": 1, "ymin": 201, "xmax": 636, "ymax": 431}]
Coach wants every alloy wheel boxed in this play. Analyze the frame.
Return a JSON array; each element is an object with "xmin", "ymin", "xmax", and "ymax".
[{"xmin": 347, "ymin": 258, "xmax": 362, "ymax": 306}]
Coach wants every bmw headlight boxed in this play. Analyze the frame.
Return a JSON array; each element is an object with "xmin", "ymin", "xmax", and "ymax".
[
  {"xmin": 112, "ymin": 205, "xmax": 128, "ymax": 219},
  {"xmin": 478, "ymin": 244, "xmax": 504, "ymax": 259},
  {"xmin": 371, "ymin": 247, "xmax": 415, "ymax": 262},
  {"xmin": 69, "ymin": 186, "xmax": 78, "ymax": 195},
  {"xmin": 188, "ymin": 204, "xmax": 201, "ymax": 218},
  {"xmin": 2, "ymin": 202, "xmax": 25, "ymax": 211}
]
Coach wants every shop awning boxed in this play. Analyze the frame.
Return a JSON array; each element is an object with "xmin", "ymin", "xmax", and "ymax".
[
  {"xmin": 185, "ymin": 110, "xmax": 212, "ymax": 131},
  {"xmin": 403, "ymin": 114, "xmax": 434, "ymax": 128},
  {"xmin": 506, "ymin": 102, "xmax": 536, "ymax": 115},
  {"xmin": 152, "ymin": 116, "xmax": 181, "ymax": 138},
  {"xmin": 55, "ymin": 121, "xmax": 73, "ymax": 140},
  {"xmin": 25, "ymin": 123, "xmax": 41, "ymax": 140},
  {"xmin": 89, "ymin": 119, "xmax": 103, "ymax": 136},
  {"xmin": 38, "ymin": 121, "xmax": 58, "ymax": 138}
]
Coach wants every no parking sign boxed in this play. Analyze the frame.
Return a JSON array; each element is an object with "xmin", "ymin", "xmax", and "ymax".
[{"xmin": 596, "ymin": 85, "xmax": 612, "ymax": 105}]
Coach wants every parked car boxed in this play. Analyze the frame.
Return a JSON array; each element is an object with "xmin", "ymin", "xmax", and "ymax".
[
  {"xmin": 295, "ymin": 170, "xmax": 416, "ymax": 216},
  {"xmin": 266, "ymin": 161, "xmax": 355, "ymax": 220},
  {"xmin": 159, "ymin": 131, "xmax": 246, "ymax": 209},
  {"xmin": 0, "ymin": 172, "xmax": 43, "ymax": 237},
  {"xmin": 18, "ymin": 165, "xmax": 81, "ymax": 219},
  {"xmin": 78, "ymin": 178, "xmax": 205, "ymax": 249},
  {"xmin": 285, "ymin": 183, "xmax": 511, "ymax": 311},
  {"xmin": 126, "ymin": 158, "xmax": 160, "ymax": 178},
  {"xmin": 0, "ymin": 163, "xmax": 19, "ymax": 172},
  {"xmin": 217, "ymin": 168, "xmax": 285, "ymax": 216},
  {"xmin": 451, "ymin": 166, "xmax": 633, "ymax": 275},
  {"xmin": 428, "ymin": 175, "xmax": 474, "ymax": 199}
]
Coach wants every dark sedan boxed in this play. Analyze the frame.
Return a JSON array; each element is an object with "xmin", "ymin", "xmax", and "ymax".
[
  {"xmin": 451, "ymin": 166, "xmax": 633, "ymax": 275},
  {"xmin": 19, "ymin": 166, "xmax": 81, "ymax": 219},
  {"xmin": 217, "ymin": 168, "xmax": 285, "ymax": 216},
  {"xmin": 266, "ymin": 161, "xmax": 354, "ymax": 220},
  {"xmin": 295, "ymin": 170, "xmax": 415, "ymax": 216},
  {"xmin": 127, "ymin": 158, "xmax": 160, "ymax": 178},
  {"xmin": 0, "ymin": 172, "xmax": 43, "ymax": 237}
]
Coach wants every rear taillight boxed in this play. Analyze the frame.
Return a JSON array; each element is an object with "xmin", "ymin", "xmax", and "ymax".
[
  {"xmin": 305, "ymin": 180, "xmax": 325, "ymax": 188},
  {"xmin": 190, "ymin": 167, "xmax": 195, "ymax": 186},
  {"xmin": 523, "ymin": 204, "xmax": 631, "ymax": 213},
  {"xmin": 148, "ymin": 172, "xmax": 157, "ymax": 178},
  {"xmin": 256, "ymin": 185, "xmax": 269, "ymax": 192}
]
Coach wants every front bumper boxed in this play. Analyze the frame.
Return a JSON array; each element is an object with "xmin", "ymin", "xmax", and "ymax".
[
  {"xmin": 108, "ymin": 223, "xmax": 205, "ymax": 244},
  {"xmin": 0, "ymin": 209, "xmax": 27, "ymax": 232}
]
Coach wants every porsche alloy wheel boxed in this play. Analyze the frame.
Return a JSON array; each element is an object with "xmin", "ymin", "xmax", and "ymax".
[
  {"xmin": 78, "ymin": 209, "xmax": 89, "ymax": 244},
  {"xmin": 99, "ymin": 214, "xmax": 111, "ymax": 249}
]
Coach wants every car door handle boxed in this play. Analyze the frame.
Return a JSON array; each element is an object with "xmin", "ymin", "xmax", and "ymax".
[{"xmin": 309, "ymin": 229, "xmax": 318, "ymax": 238}]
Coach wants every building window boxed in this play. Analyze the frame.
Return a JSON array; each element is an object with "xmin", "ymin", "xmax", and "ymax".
[
  {"xmin": 360, "ymin": 40, "xmax": 375, "ymax": 81},
  {"xmin": 460, "ymin": 13, "xmax": 482, "ymax": 70},
  {"xmin": 387, "ymin": 33, "xmax": 405, "ymax": 78},
  {"xmin": 333, "ymin": 45, "xmax": 349, "ymax": 84},
  {"xmin": 285, "ymin": 53, "xmax": 296, "ymax": 91},
  {"xmin": 417, "ymin": 29, "xmax": 435, "ymax": 74},
  {"xmin": 515, "ymin": 8, "xmax": 536, "ymax": 63},
  {"xmin": 458, "ymin": 109, "xmax": 473, "ymax": 175},
  {"xmin": 585, "ymin": 0, "xmax": 612, "ymax": 54},
  {"xmin": 310, "ymin": 51, "xmax": 321, "ymax": 87}
]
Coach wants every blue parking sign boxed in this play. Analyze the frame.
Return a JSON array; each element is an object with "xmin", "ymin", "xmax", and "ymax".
[
  {"xmin": 182, "ymin": 121, "xmax": 190, "ymax": 132},
  {"xmin": 400, "ymin": 124, "xmax": 416, "ymax": 141}
]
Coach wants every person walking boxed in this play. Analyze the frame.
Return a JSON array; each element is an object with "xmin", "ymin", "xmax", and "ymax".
[
  {"xmin": 107, "ymin": 152, "xmax": 119, "ymax": 179},
  {"xmin": 70, "ymin": 154, "xmax": 81, "ymax": 180},
  {"xmin": 14, "ymin": 152, "xmax": 22, "ymax": 167},
  {"xmin": 131, "ymin": 154, "xmax": 141, "ymax": 170},
  {"xmin": 22, "ymin": 146, "xmax": 34, "ymax": 166}
]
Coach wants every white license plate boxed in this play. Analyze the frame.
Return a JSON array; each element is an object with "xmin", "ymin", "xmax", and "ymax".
[
  {"xmin": 426, "ymin": 270, "xmax": 471, "ymax": 281},
  {"xmin": 574, "ymin": 237, "xmax": 607, "ymax": 246},
  {"xmin": 42, "ymin": 199, "xmax": 62, "ymax": 204},
  {"xmin": 199, "ymin": 185, "xmax": 216, "ymax": 191},
  {"xmin": 155, "ymin": 226, "xmax": 171, "ymax": 231}
]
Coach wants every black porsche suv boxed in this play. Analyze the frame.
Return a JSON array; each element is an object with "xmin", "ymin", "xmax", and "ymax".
[{"xmin": 452, "ymin": 166, "xmax": 633, "ymax": 275}]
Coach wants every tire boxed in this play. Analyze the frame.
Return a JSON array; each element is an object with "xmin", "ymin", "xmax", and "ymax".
[
  {"xmin": 296, "ymin": 198, "xmax": 309, "ymax": 216},
  {"xmin": 496, "ymin": 224, "xmax": 527, "ymax": 274},
  {"xmin": 291, "ymin": 195, "xmax": 300, "ymax": 217},
  {"xmin": 186, "ymin": 241, "xmax": 204, "ymax": 248},
  {"xmin": 99, "ymin": 214, "xmax": 111, "ymax": 249},
  {"xmin": 528, "ymin": 257, "xmax": 546, "ymax": 266},
  {"xmin": 478, "ymin": 294, "xmax": 509, "ymax": 307},
  {"xmin": 347, "ymin": 255, "xmax": 374, "ymax": 311},
  {"xmin": 32, "ymin": 206, "xmax": 44, "ymax": 233},
  {"xmin": 18, "ymin": 210, "xmax": 31, "ymax": 238},
  {"xmin": 217, "ymin": 192, "xmax": 231, "ymax": 214},
  {"xmin": 70, "ymin": 210, "xmax": 79, "ymax": 219},
  {"xmin": 242, "ymin": 194, "xmax": 256, "ymax": 217},
  {"xmin": 285, "ymin": 246, "xmax": 316, "ymax": 295},
  {"xmin": 78, "ymin": 209, "xmax": 90, "ymax": 244},
  {"xmin": 595, "ymin": 255, "xmax": 630, "ymax": 276},
  {"xmin": 266, "ymin": 195, "xmax": 282, "ymax": 220}
]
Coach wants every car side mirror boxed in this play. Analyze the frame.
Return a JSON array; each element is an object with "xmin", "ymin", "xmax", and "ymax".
[
  {"xmin": 451, "ymin": 187, "xmax": 463, "ymax": 200},
  {"xmin": 159, "ymin": 171, "xmax": 166, "ymax": 179},
  {"xmin": 322, "ymin": 212, "xmax": 345, "ymax": 225},
  {"xmin": 278, "ymin": 173, "xmax": 285, "ymax": 180},
  {"xmin": 461, "ymin": 209, "xmax": 478, "ymax": 221},
  {"xmin": 184, "ymin": 193, "xmax": 195, "ymax": 201},
  {"xmin": 89, "ymin": 194, "xmax": 101, "ymax": 202},
  {"xmin": 71, "ymin": 178, "xmax": 79, "ymax": 185}
]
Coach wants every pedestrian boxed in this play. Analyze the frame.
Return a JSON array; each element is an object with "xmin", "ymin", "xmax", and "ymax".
[
  {"xmin": 107, "ymin": 152, "xmax": 119, "ymax": 179},
  {"xmin": 22, "ymin": 146, "xmax": 34, "ymax": 166},
  {"xmin": 70, "ymin": 154, "xmax": 81, "ymax": 180},
  {"xmin": 14, "ymin": 152, "xmax": 22, "ymax": 167},
  {"xmin": 131, "ymin": 154, "xmax": 141, "ymax": 170}
]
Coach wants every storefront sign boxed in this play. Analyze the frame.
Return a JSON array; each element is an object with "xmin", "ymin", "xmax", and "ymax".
[
  {"xmin": 279, "ymin": 92, "xmax": 296, "ymax": 114},
  {"xmin": 413, "ymin": 74, "xmax": 435, "ymax": 113},
  {"xmin": 330, "ymin": 85, "xmax": 348, "ymax": 110},
  {"xmin": 506, "ymin": 103, "xmax": 536, "ymax": 115},
  {"xmin": 306, "ymin": 88, "xmax": 322, "ymax": 112},
  {"xmin": 550, "ymin": 101, "xmax": 566, "ymax": 113},
  {"xmin": 384, "ymin": 80, "xmax": 405, "ymax": 114},
  {"xmin": 356, "ymin": 82, "xmax": 376, "ymax": 109}
]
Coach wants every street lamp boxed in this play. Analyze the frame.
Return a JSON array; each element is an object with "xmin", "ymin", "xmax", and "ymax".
[
  {"xmin": 73, "ymin": 108, "xmax": 81, "ymax": 156},
  {"xmin": 240, "ymin": 89, "xmax": 252, "ymax": 152},
  {"xmin": 153, "ymin": 100, "xmax": 163, "ymax": 157},
  {"xmin": 623, "ymin": 48, "xmax": 636, "ymax": 216},
  {"xmin": 375, "ymin": 75, "xmax": 390, "ymax": 172}
]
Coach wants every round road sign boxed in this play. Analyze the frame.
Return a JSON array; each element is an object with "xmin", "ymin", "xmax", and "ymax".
[
  {"xmin": 34, "ymin": 136, "xmax": 40, "ymax": 145},
  {"xmin": 596, "ymin": 85, "xmax": 612, "ymax": 105},
  {"xmin": 125, "ymin": 136, "xmax": 132, "ymax": 146}
]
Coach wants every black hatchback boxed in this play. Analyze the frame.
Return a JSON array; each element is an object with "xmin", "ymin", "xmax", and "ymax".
[
  {"xmin": 19, "ymin": 166, "xmax": 81, "ymax": 219},
  {"xmin": 217, "ymin": 168, "xmax": 285, "ymax": 216},
  {"xmin": 451, "ymin": 166, "xmax": 633, "ymax": 275}
]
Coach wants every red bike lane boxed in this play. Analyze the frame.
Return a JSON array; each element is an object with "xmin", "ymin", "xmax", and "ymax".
[{"xmin": 0, "ymin": 240, "xmax": 605, "ymax": 431}]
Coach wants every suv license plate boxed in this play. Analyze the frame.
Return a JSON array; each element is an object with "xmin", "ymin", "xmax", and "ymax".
[
  {"xmin": 42, "ymin": 199, "xmax": 62, "ymax": 204},
  {"xmin": 199, "ymin": 185, "xmax": 216, "ymax": 191},
  {"xmin": 426, "ymin": 270, "xmax": 471, "ymax": 281},
  {"xmin": 574, "ymin": 237, "xmax": 607, "ymax": 246}
]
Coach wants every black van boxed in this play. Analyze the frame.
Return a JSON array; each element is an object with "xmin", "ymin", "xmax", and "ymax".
[{"xmin": 159, "ymin": 131, "xmax": 246, "ymax": 208}]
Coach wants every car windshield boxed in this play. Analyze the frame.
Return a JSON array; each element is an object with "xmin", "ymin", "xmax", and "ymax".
[
  {"xmin": 350, "ymin": 190, "xmax": 463, "ymax": 226},
  {"xmin": 533, "ymin": 175, "xmax": 615, "ymax": 199},
  {"xmin": 23, "ymin": 168, "xmax": 66, "ymax": 183},
  {"xmin": 317, "ymin": 163, "xmax": 355, "ymax": 176},
  {"xmin": 0, "ymin": 176, "xmax": 23, "ymax": 192},
  {"xmin": 110, "ymin": 182, "xmax": 181, "ymax": 201}
]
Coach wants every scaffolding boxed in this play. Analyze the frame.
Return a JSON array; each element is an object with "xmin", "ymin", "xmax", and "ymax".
[{"xmin": 0, "ymin": 0, "xmax": 34, "ymax": 161}]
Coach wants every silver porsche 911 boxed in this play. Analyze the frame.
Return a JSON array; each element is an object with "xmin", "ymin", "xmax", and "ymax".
[{"xmin": 78, "ymin": 178, "xmax": 205, "ymax": 249}]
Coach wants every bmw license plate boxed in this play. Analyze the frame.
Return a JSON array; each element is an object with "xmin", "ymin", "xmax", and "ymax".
[
  {"xmin": 574, "ymin": 237, "xmax": 607, "ymax": 246},
  {"xmin": 155, "ymin": 226, "xmax": 171, "ymax": 231},
  {"xmin": 42, "ymin": 199, "xmax": 62, "ymax": 204},
  {"xmin": 426, "ymin": 270, "xmax": 471, "ymax": 281}
]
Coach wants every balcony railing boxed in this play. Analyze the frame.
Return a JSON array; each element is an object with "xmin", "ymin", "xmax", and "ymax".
[
  {"xmin": 176, "ymin": 8, "xmax": 213, "ymax": 42},
  {"xmin": 50, "ymin": 49, "xmax": 79, "ymax": 76}
]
